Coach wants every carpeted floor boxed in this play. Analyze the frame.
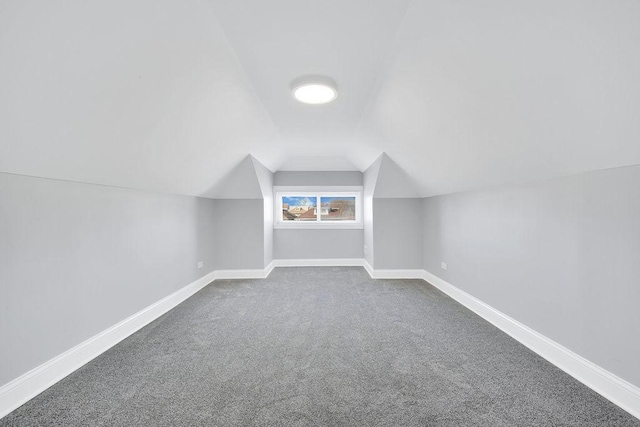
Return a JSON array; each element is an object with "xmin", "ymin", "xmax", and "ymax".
[{"xmin": 2, "ymin": 267, "xmax": 638, "ymax": 426}]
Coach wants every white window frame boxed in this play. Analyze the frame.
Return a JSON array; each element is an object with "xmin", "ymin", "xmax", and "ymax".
[{"xmin": 274, "ymin": 186, "xmax": 363, "ymax": 230}]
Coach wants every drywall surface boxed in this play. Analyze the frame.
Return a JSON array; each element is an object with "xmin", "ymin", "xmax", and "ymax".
[
  {"xmin": 372, "ymin": 198, "xmax": 423, "ymax": 269},
  {"xmin": 209, "ymin": 156, "xmax": 265, "ymax": 199},
  {"xmin": 274, "ymin": 229, "xmax": 363, "ymax": 260},
  {"xmin": 363, "ymin": 158, "xmax": 382, "ymax": 266},
  {"xmin": 372, "ymin": 154, "xmax": 420, "ymax": 198},
  {"xmin": 263, "ymin": 195, "xmax": 274, "ymax": 267},
  {"xmin": 252, "ymin": 158, "xmax": 275, "ymax": 267},
  {"xmin": 358, "ymin": 0, "xmax": 640, "ymax": 197},
  {"xmin": 422, "ymin": 165, "xmax": 640, "ymax": 388},
  {"xmin": 0, "ymin": 1, "xmax": 276, "ymax": 198},
  {"xmin": 0, "ymin": 172, "xmax": 216, "ymax": 387},
  {"xmin": 274, "ymin": 171, "xmax": 363, "ymax": 187},
  {"xmin": 211, "ymin": 199, "xmax": 265, "ymax": 270},
  {"xmin": 272, "ymin": 171, "xmax": 364, "ymax": 261}
]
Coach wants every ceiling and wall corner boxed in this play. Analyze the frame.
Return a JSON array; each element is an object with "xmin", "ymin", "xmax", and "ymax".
[
  {"xmin": 207, "ymin": 155, "xmax": 273, "ymax": 200},
  {"xmin": 251, "ymin": 156, "xmax": 275, "ymax": 200},
  {"xmin": 372, "ymin": 154, "xmax": 421, "ymax": 199},
  {"xmin": 1, "ymin": 0, "xmax": 639, "ymax": 198},
  {"xmin": 207, "ymin": 156, "xmax": 263, "ymax": 199}
]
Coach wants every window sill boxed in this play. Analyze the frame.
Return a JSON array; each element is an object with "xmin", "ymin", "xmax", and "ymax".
[{"xmin": 274, "ymin": 222, "xmax": 364, "ymax": 230}]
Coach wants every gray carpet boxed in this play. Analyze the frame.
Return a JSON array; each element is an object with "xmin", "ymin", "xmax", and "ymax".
[{"xmin": 2, "ymin": 267, "xmax": 638, "ymax": 426}]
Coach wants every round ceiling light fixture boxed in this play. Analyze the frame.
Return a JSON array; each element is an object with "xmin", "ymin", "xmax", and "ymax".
[{"xmin": 291, "ymin": 76, "xmax": 338, "ymax": 105}]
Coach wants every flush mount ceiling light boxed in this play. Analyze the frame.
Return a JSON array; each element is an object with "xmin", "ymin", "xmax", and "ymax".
[{"xmin": 291, "ymin": 76, "xmax": 338, "ymax": 105}]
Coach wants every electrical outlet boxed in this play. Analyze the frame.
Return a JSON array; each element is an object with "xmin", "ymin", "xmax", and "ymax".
[
  {"xmin": 364, "ymin": 245, "xmax": 368, "ymax": 255},
  {"xmin": 441, "ymin": 262, "xmax": 447, "ymax": 270},
  {"xmin": 197, "ymin": 261, "xmax": 204, "ymax": 269}
]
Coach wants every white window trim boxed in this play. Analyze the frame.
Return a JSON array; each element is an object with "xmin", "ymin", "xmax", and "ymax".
[{"xmin": 274, "ymin": 186, "xmax": 364, "ymax": 230}]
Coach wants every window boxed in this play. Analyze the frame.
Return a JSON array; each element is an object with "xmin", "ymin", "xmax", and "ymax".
[{"xmin": 274, "ymin": 187, "xmax": 363, "ymax": 229}]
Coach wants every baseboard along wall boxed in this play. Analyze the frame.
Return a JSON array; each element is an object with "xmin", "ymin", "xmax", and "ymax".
[
  {"xmin": 0, "ymin": 270, "xmax": 221, "ymax": 419},
  {"xmin": 421, "ymin": 270, "xmax": 640, "ymax": 420},
  {"xmin": 1, "ymin": 260, "xmax": 638, "ymax": 421}
]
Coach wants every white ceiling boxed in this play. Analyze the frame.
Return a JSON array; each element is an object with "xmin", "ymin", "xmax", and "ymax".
[
  {"xmin": 0, "ymin": 0, "xmax": 276, "ymax": 197},
  {"xmin": 208, "ymin": 0, "xmax": 411, "ymax": 172},
  {"xmin": 357, "ymin": 0, "xmax": 640, "ymax": 196},
  {"xmin": 1, "ymin": 0, "xmax": 639, "ymax": 197}
]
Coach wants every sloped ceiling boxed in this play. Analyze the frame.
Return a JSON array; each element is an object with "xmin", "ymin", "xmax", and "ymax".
[
  {"xmin": 207, "ymin": 0, "xmax": 411, "ymax": 172},
  {"xmin": 357, "ymin": 0, "xmax": 640, "ymax": 196},
  {"xmin": 1, "ymin": 0, "xmax": 639, "ymax": 198},
  {"xmin": 0, "ymin": 0, "xmax": 276, "ymax": 198},
  {"xmin": 370, "ymin": 154, "xmax": 421, "ymax": 199}
]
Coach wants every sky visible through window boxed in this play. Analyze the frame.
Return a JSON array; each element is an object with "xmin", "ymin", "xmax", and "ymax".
[{"xmin": 282, "ymin": 196, "xmax": 316, "ymax": 208}]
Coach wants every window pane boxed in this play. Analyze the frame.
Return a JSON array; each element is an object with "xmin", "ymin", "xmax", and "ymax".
[
  {"xmin": 320, "ymin": 197, "xmax": 356, "ymax": 221},
  {"xmin": 282, "ymin": 196, "xmax": 317, "ymax": 221}
]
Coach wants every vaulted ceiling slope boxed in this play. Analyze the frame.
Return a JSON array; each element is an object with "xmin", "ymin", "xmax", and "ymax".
[
  {"xmin": 0, "ymin": 1, "xmax": 276, "ymax": 198},
  {"xmin": 1, "ymin": 1, "xmax": 639, "ymax": 198},
  {"xmin": 357, "ymin": 0, "xmax": 640, "ymax": 196}
]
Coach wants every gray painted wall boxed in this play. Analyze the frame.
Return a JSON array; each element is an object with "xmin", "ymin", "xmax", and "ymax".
[
  {"xmin": 373, "ymin": 198, "xmax": 423, "ymax": 269},
  {"xmin": 211, "ymin": 199, "xmax": 265, "ymax": 270},
  {"xmin": 363, "ymin": 158, "xmax": 381, "ymax": 266},
  {"xmin": 273, "ymin": 171, "xmax": 364, "ymax": 260},
  {"xmin": 363, "ymin": 155, "xmax": 423, "ymax": 268},
  {"xmin": 210, "ymin": 156, "xmax": 273, "ymax": 269},
  {"xmin": 0, "ymin": 172, "xmax": 217, "ymax": 386},
  {"xmin": 252, "ymin": 158, "xmax": 275, "ymax": 267},
  {"xmin": 263, "ymin": 195, "xmax": 274, "ymax": 266},
  {"xmin": 274, "ymin": 229, "xmax": 363, "ymax": 260},
  {"xmin": 422, "ymin": 165, "xmax": 640, "ymax": 388}
]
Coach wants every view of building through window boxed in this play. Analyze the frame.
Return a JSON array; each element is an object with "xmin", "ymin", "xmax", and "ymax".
[
  {"xmin": 320, "ymin": 197, "xmax": 356, "ymax": 221},
  {"xmin": 282, "ymin": 195, "xmax": 356, "ymax": 222},
  {"xmin": 282, "ymin": 196, "xmax": 317, "ymax": 221}
]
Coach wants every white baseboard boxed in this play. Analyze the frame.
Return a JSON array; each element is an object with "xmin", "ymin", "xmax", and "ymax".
[
  {"xmin": 362, "ymin": 259, "xmax": 374, "ymax": 277},
  {"xmin": 370, "ymin": 269, "xmax": 424, "ymax": 279},
  {"xmin": 360, "ymin": 260, "xmax": 424, "ymax": 279},
  {"xmin": 214, "ymin": 263, "xmax": 275, "ymax": 280},
  {"xmin": 0, "ymin": 270, "xmax": 218, "ymax": 419},
  {"xmin": 2, "ymin": 263, "xmax": 638, "ymax": 422},
  {"xmin": 272, "ymin": 258, "xmax": 365, "ymax": 267},
  {"xmin": 422, "ymin": 270, "xmax": 640, "ymax": 421}
]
